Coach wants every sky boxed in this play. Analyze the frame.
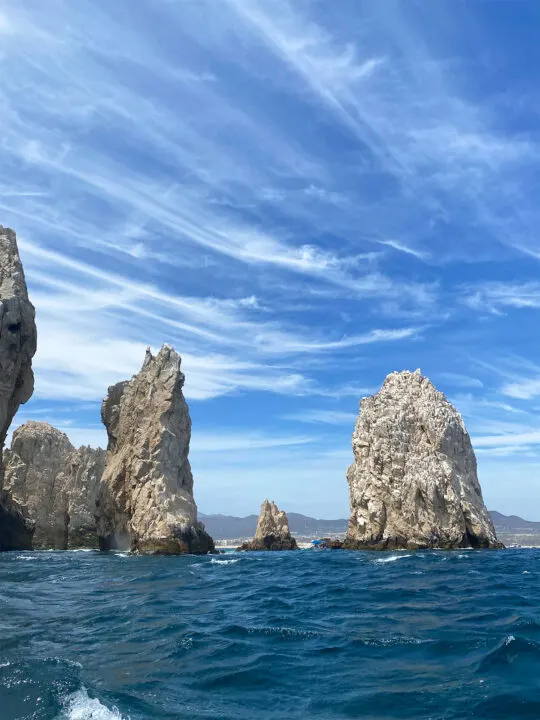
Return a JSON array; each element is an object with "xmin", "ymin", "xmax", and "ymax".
[{"xmin": 2, "ymin": 0, "xmax": 540, "ymax": 519}]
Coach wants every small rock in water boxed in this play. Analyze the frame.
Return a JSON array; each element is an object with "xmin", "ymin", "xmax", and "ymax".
[{"xmin": 238, "ymin": 499, "xmax": 298, "ymax": 551}]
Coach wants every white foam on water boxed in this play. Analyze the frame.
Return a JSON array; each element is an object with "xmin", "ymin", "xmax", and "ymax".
[
  {"xmin": 70, "ymin": 549, "xmax": 95, "ymax": 553},
  {"xmin": 59, "ymin": 687, "xmax": 127, "ymax": 720},
  {"xmin": 16, "ymin": 555, "xmax": 38, "ymax": 561},
  {"xmin": 373, "ymin": 554, "xmax": 412, "ymax": 564},
  {"xmin": 210, "ymin": 558, "xmax": 240, "ymax": 565}
]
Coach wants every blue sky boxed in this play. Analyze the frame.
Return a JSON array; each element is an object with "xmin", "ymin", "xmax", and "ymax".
[{"xmin": 2, "ymin": 0, "xmax": 540, "ymax": 519}]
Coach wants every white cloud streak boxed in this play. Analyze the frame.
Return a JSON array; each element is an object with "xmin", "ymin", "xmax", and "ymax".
[{"xmin": 281, "ymin": 409, "xmax": 357, "ymax": 425}]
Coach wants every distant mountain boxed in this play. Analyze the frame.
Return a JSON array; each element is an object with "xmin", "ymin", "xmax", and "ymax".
[
  {"xmin": 200, "ymin": 510, "xmax": 540, "ymax": 540},
  {"xmin": 198, "ymin": 513, "xmax": 259, "ymax": 539},
  {"xmin": 489, "ymin": 511, "xmax": 540, "ymax": 533},
  {"xmin": 199, "ymin": 512, "xmax": 347, "ymax": 539}
]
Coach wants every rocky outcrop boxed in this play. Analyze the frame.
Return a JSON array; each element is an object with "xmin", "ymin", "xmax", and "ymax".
[
  {"xmin": 0, "ymin": 227, "xmax": 37, "ymax": 550},
  {"xmin": 345, "ymin": 370, "xmax": 502, "ymax": 550},
  {"xmin": 238, "ymin": 500, "xmax": 298, "ymax": 550},
  {"xmin": 3, "ymin": 422, "xmax": 106, "ymax": 549},
  {"xmin": 96, "ymin": 345, "xmax": 214, "ymax": 555},
  {"xmin": 67, "ymin": 446, "xmax": 107, "ymax": 548}
]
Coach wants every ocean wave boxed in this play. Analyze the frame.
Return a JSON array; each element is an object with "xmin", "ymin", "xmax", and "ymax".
[
  {"xmin": 15, "ymin": 555, "xmax": 37, "ymax": 561},
  {"xmin": 2, "ymin": 546, "xmax": 540, "ymax": 719},
  {"xmin": 478, "ymin": 634, "xmax": 540, "ymax": 671},
  {"xmin": 360, "ymin": 635, "xmax": 430, "ymax": 647},
  {"xmin": 70, "ymin": 549, "xmax": 95, "ymax": 553},
  {"xmin": 226, "ymin": 624, "xmax": 320, "ymax": 640},
  {"xmin": 373, "ymin": 554, "xmax": 412, "ymax": 563},
  {"xmin": 59, "ymin": 687, "xmax": 127, "ymax": 720}
]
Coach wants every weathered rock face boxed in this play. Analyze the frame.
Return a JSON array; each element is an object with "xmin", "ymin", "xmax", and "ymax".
[
  {"xmin": 96, "ymin": 345, "xmax": 214, "ymax": 555},
  {"xmin": 3, "ymin": 422, "xmax": 106, "ymax": 549},
  {"xmin": 238, "ymin": 500, "xmax": 298, "ymax": 551},
  {"xmin": 67, "ymin": 446, "xmax": 107, "ymax": 548},
  {"xmin": 0, "ymin": 227, "xmax": 37, "ymax": 550},
  {"xmin": 345, "ymin": 370, "xmax": 502, "ymax": 550}
]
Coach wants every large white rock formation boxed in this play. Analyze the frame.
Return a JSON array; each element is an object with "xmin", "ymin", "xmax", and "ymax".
[
  {"xmin": 96, "ymin": 345, "xmax": 214, "ymax": 554},
  {"xmin": 345, "ymin": 370, "xmax": 502, "ymax": 550},
  {"xmin": 4, "ymin": 421, "xmax": 106, "ymax": 549},
  {"xmin": 239, "ymin": 499, "xmax": 298, "ymax": 550},
  {"xmin": 0, "ymin": 227, "xmax": 37, "ymax": 550}
]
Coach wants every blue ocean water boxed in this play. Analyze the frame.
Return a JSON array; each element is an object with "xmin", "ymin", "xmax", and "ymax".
[{"xmin": 1, "ymin": 549, "xmax": 539, "ymax": 720}]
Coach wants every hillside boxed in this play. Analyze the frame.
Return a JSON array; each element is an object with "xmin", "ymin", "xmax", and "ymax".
[
  {"xmin": 200, "ymin": 510, "xmax": 540, "ymax": 544},
  {"xmin": 199, "ymin": 512, "xmax": 347, "ymax": 539}
]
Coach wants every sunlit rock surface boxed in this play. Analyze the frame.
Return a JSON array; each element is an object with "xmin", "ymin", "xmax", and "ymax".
[
  {"xmin": 345, "ymin": 370, "xmax": 502, "ymax": 550},
  {"xmin": 0, "ymin": 227, "xmax": 37, "ymax": 550},
  {"xmin": 238, "ymin": 499, "xmax": 298, "ymax": 551},
  {"xmin": 96, "ymin": 345, "xmax": 214, "ymax": 554}
]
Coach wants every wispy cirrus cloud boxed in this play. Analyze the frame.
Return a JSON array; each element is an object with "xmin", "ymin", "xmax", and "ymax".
[
  {"xmin": 377, "ymin": 240, "xmax": 429, "ymax": 261},
  {"xmin": 437, "ymin": 373, "xmax": 484, "ymax": 389},
  {"xmin": 473, "ymin": 430, "xmax": 540, "ymax": 450},
  {"xmin": 2, "ymin": 0, "xmax": 540, "ymax": 515},
  {"xmin": 281, "ymin": 409, "xmax": 357, "ymax": 425},
  {"xmin": 18, "ymin": 235, "xmax": 420, "ymax": 404},
  {"xmin": 463, "ymin": 282, "xmax": 540, "ymax": 315}
]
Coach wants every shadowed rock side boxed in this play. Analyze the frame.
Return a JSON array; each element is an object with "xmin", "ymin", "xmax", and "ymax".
[
  {"xmin": 0, "ymin": 227, "xmax": 37, "ymax": 550},
  {"xmin": 344, "ymin": 370, "xmax": 502, "ymax": 550},
  {"xmin": 3, "ymin": 422, "xmax": 106, "ymax": 549},
  {"xmin": 67, "ymin": 446, "xmax": 107, "ymax": 548},
  {"xmin": 238, "ymin": 500, "xmax": 298, "ymax": 551},
  {"xmin": 96, "ymin": 345, "xmax": 214, "ymax": 555}
]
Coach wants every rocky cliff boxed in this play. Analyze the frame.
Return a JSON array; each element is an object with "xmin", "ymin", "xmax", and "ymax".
[
  {"xmin": 67, "ymin": 445, "xmax": 107, "ymax": 548},
  {"xmin": 0, "ymin": 227, "xmax": 37, "ymax": 550},
  {"xmin": 238, "ymin": 499, "xmax": 298, "ymax": 550},
  {"xmin": 96, "ymin": 345, "xmax": 214, "ymax": 554},
  {"xmin": 345, "ymin": 370, "xmax": 502, "ymax": 550},
  {"xmin": 3, "ymin": 422, "xmax": 106, "ymax": 549}
]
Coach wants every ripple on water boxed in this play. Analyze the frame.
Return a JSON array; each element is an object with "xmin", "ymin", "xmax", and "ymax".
[{"xmin": 1, "ymin": 548, "xmax": 539, "ymax": 719}]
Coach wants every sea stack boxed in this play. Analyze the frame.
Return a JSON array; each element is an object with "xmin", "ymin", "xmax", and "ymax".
[
  {"xmin": 238, "ymin": 500, "xmax": 298, "ymax": 550},
  {"xmin": 3, "ymin": 422, "xmax": 106, "ymax": 549},
  {"xmin": 345, "ymin": 370, "xmax": 502, "ymax": 550},
  {"xmin": 0, "ymin": 227, "xmax": 37, "ymax": 550},
  {"xmin": 96, "ymin": 345, "xmax": 214, "ymax": 554}
]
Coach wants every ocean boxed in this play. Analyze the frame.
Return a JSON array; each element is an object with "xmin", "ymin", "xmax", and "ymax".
[{"xmin": 1, "ymin": 548, "xmax": 539, "ymax": 720}]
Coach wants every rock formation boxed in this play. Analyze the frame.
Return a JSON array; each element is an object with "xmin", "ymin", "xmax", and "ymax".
[
  {"xmin": 96, "ymin": 345, "xmax": 214, "ymax": 554},
  {"xmin": 67, "ymin": 445, "xmax": 107, "ymax": 548},
  {"xmin": 238, "ymin": 500, "xmax": 298, "ymax": 550},
  {"xmin": 3, "ymin": 422, "xmax": 106, "ymax": 549},
  {"xmin": 0, "ymin": 227, "xmax": 37, "ymax": 550},
  {"xmin": 345, "ymin": 370, "xmax": 502, "ymax": 550}
]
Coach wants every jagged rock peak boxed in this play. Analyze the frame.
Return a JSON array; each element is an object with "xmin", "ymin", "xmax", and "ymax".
[
  {"xmin": 239, "ymin": 499, "xmax": 298, "ymax": 551},
  {"xmin": 3, "ymin": 421, "xmax": 106, "ymax": 549},
  {"xmin": 0, "ymin": 226, "xmax": 31, "ymax": 299},
  {"xmin": 344, "ymin": 369, "xmax": 502, "ymax": 550},
  {"xmin": 96, "ymin": 345, "xmax": 214, "ymax": 555},
  {"xmin": 0, "ymin": 227, "xmax": 37, "ymax": 446},
  {"xmin": 0, "ymin": 227, "xmax": 37, "ymax": 550}
]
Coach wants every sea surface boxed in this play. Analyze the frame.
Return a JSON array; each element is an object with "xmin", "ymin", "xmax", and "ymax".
[{"xmin": 1, "ymin": 548, "xmax": 539, "ymax": 720}]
